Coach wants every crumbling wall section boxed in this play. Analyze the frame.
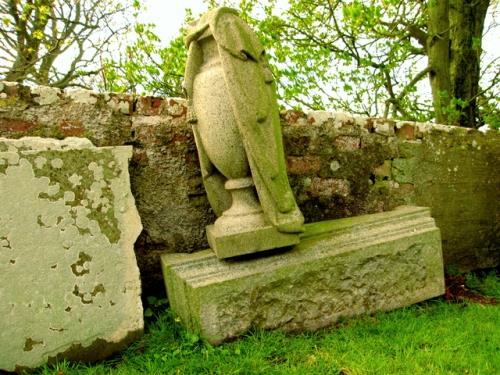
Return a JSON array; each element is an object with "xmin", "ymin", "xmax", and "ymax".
[{"xmin": 1, "ymin": 82, "xmax": 498, "ymax": 290}]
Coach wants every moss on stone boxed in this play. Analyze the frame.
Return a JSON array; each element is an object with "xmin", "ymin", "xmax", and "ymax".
[
  {"xmin": 0, "ymin": 97, "xmax": 18, "ymax": 108},
  {"xmin": 25, "ymin": 149, "xmax": 121, "ymax": 244}
]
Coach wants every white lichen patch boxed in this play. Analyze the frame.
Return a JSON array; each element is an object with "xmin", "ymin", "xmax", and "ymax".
[
  {"xmin": 0, "ymin": 138, "xmax": 143, "ymax": 372},
  {"xmin": 374, "ymin": 121, "xmax": 393, "ymax": 136},
  {"xmin": 332, "ymin": 112, "xmax": 355, "ymax": 127},
  {"xmin": 1, "ymin": 152, "xmax": 20, "ymax": 165},
  {"xmin": 34, "ymin": 156, "xmax": 47, "ymax": 169},
  {"xmin": 330, "ymin": 160, "xmax": 341, "ymax": 172},
  {"xmin": 307, "ymin": 111, "xmax": 334, "ymax": 126},
  {"xmin": 47, "ymin": 183, "xmax": 60, "ymax": 196},
  {"xmin": 64, "ymin": 191, "xmax": 75, "ymax": 202},
  {"xmin": 50, "ymin": 158, "xmax": 64, "ymax": 169},
  {"xmin": 68, "ymin": 173, "xmax": 82, "ymax": 187},
  {"xmin": 88, "ymin": 161, "xmax": 104, "ymax": 180},
  {"xmin": 107, "ymin": 97, "xmax": 131, "ymax": 115},
  {"xmin": 31, "ymin": 86, "xmax": 61, "ymax": 106},
  {"xmin": 67, "ymin": 89, "xmax": 98, "ymax": 104},
  {"xmin": 4, "ymin": 137, "xmax": 93, "ymax": 151}
]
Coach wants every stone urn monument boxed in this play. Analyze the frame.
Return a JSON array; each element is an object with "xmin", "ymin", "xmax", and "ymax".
[
  {"xmin": 161, "ymin": 7, "xmax": 444, "ymax": 345},
  {"xmin": 184, "ymin": 7, "xmax": 304, "ymax": 258}
]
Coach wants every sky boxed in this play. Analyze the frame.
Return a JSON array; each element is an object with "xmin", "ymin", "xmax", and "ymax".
[
  {"xmin": 138, "ymin": 0, "xmax": 291, "ymax": 43},
  {"xmin": 139, "ymin": 0, "xmax": 209, "ymax": 43}
]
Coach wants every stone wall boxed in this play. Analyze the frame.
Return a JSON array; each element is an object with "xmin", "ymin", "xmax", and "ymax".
[{"xmin": 1, "ymin": 82, "xmax": 498, "ymax": 292}]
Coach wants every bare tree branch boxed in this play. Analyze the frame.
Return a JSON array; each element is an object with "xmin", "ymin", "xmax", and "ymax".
[{"xmin": 0, "ymin": 0, "xmax": 132, "ymax": 88}]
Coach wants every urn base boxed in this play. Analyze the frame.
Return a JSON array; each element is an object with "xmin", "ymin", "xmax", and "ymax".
[{"xmin": 206, "ymin": 223, "xmax": 300, "ymax": 259}]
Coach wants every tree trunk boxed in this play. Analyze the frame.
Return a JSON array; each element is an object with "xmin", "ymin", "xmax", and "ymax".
[
  {"xmin": 4, "ymin": 49, "xmax": 36, "ymax": 83},
  {"xmin": 4, "ymin": 60, "xmax": 28, "ymax": 83},
  {"xmin": 427, "ymin": 0, "xmax": 452, "ymax": 124},
  {"xmin": 449, "ymin": 0, "xmax": 489, "ymax": 128}
]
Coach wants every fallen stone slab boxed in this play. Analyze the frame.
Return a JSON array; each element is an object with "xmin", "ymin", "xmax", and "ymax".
[
  {"xmin": 0, "ymin": 137, "xmax": 143, "ymax": 372},
  {"xmin": 162, "ymin": 206, "xmax": 445, "ymax": 344}
]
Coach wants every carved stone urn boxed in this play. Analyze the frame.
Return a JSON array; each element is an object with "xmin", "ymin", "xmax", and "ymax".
[{"xmin": 184, "ymin": 7, "xmax": 304, "ymax": 258}]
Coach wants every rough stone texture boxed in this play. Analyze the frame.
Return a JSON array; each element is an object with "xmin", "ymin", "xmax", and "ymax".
[
  {"xmin": 0, "ymin": 82, "xmax": 498, "ymax": 291},
  {"xmin": 0, "ymin": 137, "xmax": 143, "ymax": 372},
  {"xmin": 184, "ymin": 8, "xmax": 304, "ymax": 258},
  {"xmin": 161, "ymin": 206, "xmax": 445, "ymax": 344},
  {"xmin": 206, "ymin": 222, "xmax": 300, "ymax": 259}
]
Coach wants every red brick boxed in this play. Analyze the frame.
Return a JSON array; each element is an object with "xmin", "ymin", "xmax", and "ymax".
[
  {"xmin": 334, "ymin": 136, "xmax": 360, "ymax": 151},
  {"xmin": 59, "ymin": 120, "xmax": 85, "ymax": 136},
  {"xmin": 138, "ymin": 96, "xmax": 164, "ymax": 116},
  {"xmin": 286, "ymin": 156, "xmax": 322, "ymax": 174},
  {"xmin": 396, "ymin": 124, "xmax": 415, "ymax": 140},
  {"xmin": 0, "ymin": 118, "xmax": 38, "ymax": 133},
  {"xmin": 167, "ymin": 99, "xmax": 187, "ymax": 118},
  {"xmin": 309, "ymin": 177, "xmax": 350, "ymax": 198},
  {"xmin": 282, "ymin": 109, "xmax": 306, "ymax": 124}
]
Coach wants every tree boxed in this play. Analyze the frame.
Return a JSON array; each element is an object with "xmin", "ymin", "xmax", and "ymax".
[
  {"xmin": 104, "ymin": 0, "xmax": 499, "ymax": 128},
  {"xmin": 233, "ymin": 0, "xmax": 498, "ymax": 128},
  {"xmin": 101, "ymin": 23, "xmax": 187, "ymax": 97},
  {"xmin": 0, "ymin": 0, "xmax": 133, "ymax": 88},
  {"xmin": 427, "ymin": 0, "xmax": 493, "ymax": 127}
]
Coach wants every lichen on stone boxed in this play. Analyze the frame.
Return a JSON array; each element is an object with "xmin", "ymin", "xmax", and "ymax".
[
  {"xmin": 21, "ymin": 148, "xmax": 122, "ymax": 244},
  {"xmin": 0, "ymin": 137, "xmax": 143, "ymax": 372}
]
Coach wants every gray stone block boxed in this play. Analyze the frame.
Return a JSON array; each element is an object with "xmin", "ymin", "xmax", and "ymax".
[
  {"xmin": 0, "ymin": 137, "xmax": 143, "ymax": 372},
  {"xmin": 161, "ymin": 206, "xmax": 444, "ymax": 345}
]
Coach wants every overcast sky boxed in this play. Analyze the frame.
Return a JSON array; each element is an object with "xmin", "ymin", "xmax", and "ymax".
[
  {"xmin": 139, "ymin": 0, "xmax": 209, "ymax": 42},
  {"xmin": 138, "ymin": 0, "xmax": 291, "ymax": 42}
]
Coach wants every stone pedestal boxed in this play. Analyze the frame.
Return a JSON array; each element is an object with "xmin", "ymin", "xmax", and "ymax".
[
  {"xmin": 161, "ymin": 206, "xmax": 445, "ymax": 345},
  {"xmin": 206, "ymin": 223, "xmax": 300, "ymax": 259}
]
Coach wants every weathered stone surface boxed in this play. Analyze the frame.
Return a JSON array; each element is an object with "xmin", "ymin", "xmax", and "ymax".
[
  {"xmin": 0, "ymin": 137, "xmax": 143, "ymax": 372},
  {"xmin": 162, "ymin": 206, "xmax": 445, "ymax": 344},
  {"xmin": 184, "ymin": 8, "xmax": 304, "ymax": 257},
  {"xmin": 206, "ymin": 222, "xmax": 299, "ymax": 259},
  {"xmin": 1, "ymin": 82, "xmax": 498, "ymax": 292}
]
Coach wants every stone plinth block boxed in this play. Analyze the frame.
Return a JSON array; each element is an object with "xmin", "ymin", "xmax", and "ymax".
[
  {"xmin": 161, "ymin": 206, "xmax": 444, "ymax": 345},
  {"xmin": 0, "ymin": 137, "xmax": 143, "ymax": 372},
  {"xmin": 206, "ymin": 223, "xmax": 300, "ymax": 259}
]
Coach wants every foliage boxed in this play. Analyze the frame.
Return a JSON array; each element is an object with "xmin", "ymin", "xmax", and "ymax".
[
  {"xmin": 101, "ymin": 20, "xmax": 188, "ymax": 97},
  {"xmin": 36, "ymin": 275, "xmax": 500, "ymax": 374},
  {"xmin": 231, "ymin": 0, "xmax": 498, "ymax": 128},
  {"xmin": 0, "ymin": 0, "xmax": 134, "ymax": 88},
  {"xmin": 237, "ymin": 0, "xmax": 429, "ymax": 118},
  {"xmin": 106, "ymin": 0, "xmax": 498, "ymax": 129},
  {"xmin": 8, "ymin": 1, "xmax": 495, "ymax": 127}
]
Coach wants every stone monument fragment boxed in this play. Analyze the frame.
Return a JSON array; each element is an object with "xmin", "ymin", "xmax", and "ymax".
[
  {"xmin": 0, "ymin": 137, "xmax": 143, "ymax": 372},
  {"xmin": 184, "ymin": 7, "xmax": 304, "ymax": 258},
  {"xmin": 163, "ymin": 206, "xmax": 445, "ymax": 344},
  {"xmin": 162, "ymin": 7, "xmax": 445, "ymax": 344}
]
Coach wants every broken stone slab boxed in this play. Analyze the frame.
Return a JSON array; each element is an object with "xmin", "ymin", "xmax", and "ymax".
[
  {"xmin": 0, "ymin": 137, "xmax": 143, "ymax": 372},
  {"xmin": 161, "ymin": 206, "xmax": 445, "ymax": 345}
]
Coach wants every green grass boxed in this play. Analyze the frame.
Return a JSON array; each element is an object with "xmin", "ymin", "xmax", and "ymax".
[
  {"xmin": 36, "ymin": 272, "xmax": 500, "ymax": 375},
  {"xmin": 466, "ymin": 271, "xmax": 500, "ymax": 298}
]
